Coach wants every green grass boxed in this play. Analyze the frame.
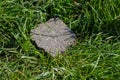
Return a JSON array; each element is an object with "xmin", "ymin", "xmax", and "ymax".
[{"xmin": 0, "ymin": 0, "xmax": 120, "ymax": 80}]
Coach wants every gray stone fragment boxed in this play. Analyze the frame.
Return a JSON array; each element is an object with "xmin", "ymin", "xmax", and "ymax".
[{"xmin": 30, "ymin": 18, "xmax": 76, "ymax": 57}]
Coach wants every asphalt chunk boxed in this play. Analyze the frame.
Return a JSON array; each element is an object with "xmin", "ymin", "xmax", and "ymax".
[{"xmin": 31, "ymin": 18, "xmax": 76, "ymax": 57}]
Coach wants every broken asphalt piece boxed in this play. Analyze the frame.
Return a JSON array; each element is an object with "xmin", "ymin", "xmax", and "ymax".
[{"xmin": 30, "ymin": 18, "xmax": 76, "ymax": 57}]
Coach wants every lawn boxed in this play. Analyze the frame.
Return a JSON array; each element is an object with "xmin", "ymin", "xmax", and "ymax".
[{"xmin": 0, "ymin": 0, "xmax": 120, "ymax": 80}]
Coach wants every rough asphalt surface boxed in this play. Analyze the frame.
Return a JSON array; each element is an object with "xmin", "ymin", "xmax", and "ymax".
[{"xmin": 31, "ymin": 18, "xmax": 76, "ymax": 57}]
